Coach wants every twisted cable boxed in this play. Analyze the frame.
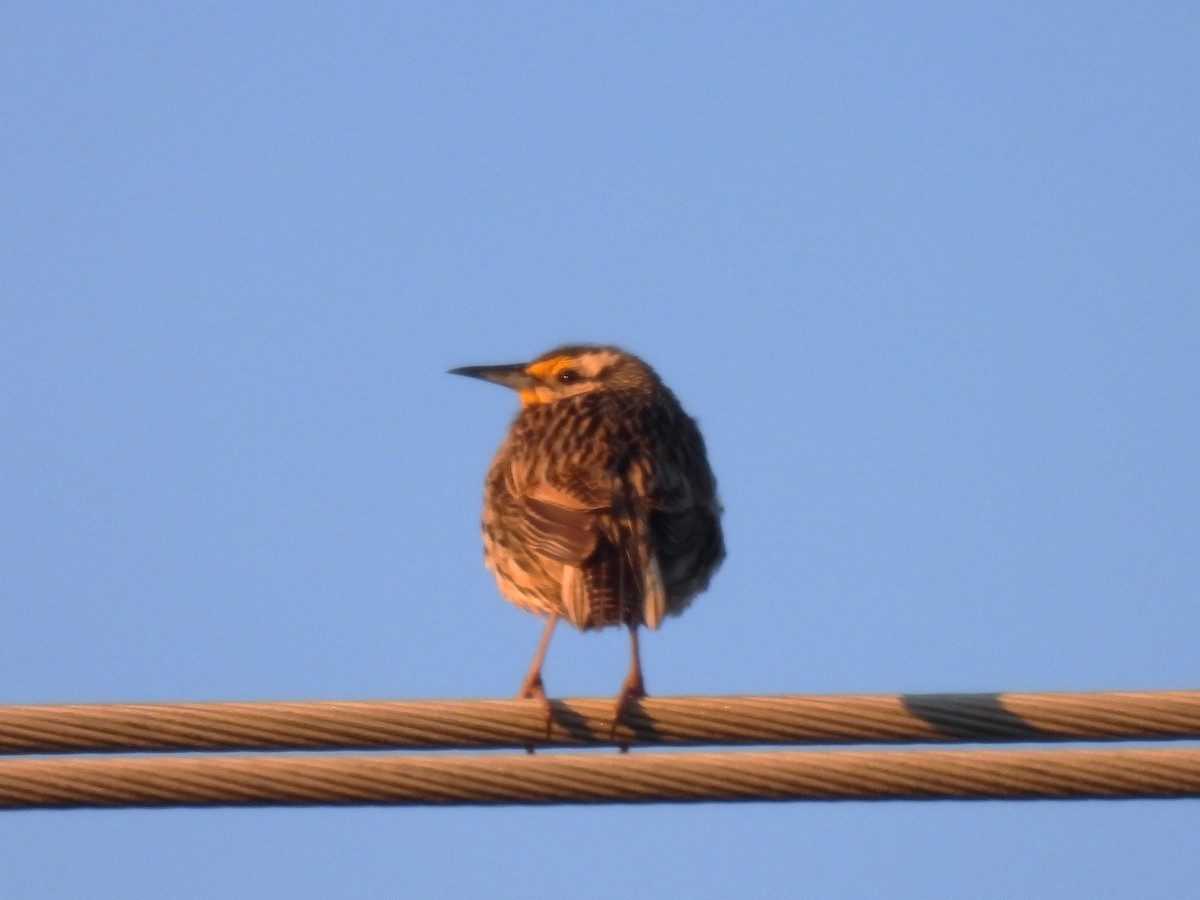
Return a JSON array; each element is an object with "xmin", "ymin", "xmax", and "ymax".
[
  {"xmin": 1, "ymin": 690, "xmax": 1198, "ymax": 755},
  {"xmin": 2, "ymin": 746, "xmax": 1198, "ymax": 809}
]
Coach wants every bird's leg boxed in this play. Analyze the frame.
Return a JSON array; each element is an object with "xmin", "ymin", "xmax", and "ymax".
[
  {"xmin": 517, "ymin": 613, "xmax": 558, "ymax": 699},
  {"xmin": 517, "ymin": 613, "xmax": 558, "ymax": 746},
  {"xmin": 610, "ymin": 624, "xmax": 647, "ymax": 746}
]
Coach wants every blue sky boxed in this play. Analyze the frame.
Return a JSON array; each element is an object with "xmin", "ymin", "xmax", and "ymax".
[{"xmin": 2, "ymin": 3, "xmax": 1197, "ymax": 897}]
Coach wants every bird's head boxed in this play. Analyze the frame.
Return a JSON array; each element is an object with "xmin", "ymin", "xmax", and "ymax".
[{"xmin": 449, "ymin": 345, "xmax": 659, "ymax": 406}]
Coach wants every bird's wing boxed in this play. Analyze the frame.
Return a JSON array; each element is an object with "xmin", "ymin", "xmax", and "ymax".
[
  {"xmin": 502, "ymin": 400, "xmax": 702, "ymax": 629},
  {"xmin": 510, "ymin": 463, "xmax": 651, "ymax": 629},
  {"xmin": 517, "ymin": 491, "xmax": 600, "ymax": 564},
  {"xmin": 500, "ymin": 451, "xmax": 613, "ymax": 559}
]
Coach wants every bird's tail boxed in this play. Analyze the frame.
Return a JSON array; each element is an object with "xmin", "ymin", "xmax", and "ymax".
[{"xmin": 561, "ymin": 522, "xmax": 665, "ymax": 631}]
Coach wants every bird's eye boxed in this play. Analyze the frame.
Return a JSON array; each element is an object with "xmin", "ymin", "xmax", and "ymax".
[{"xmin": 557, "ymin": 368, "xmax": 580, "ymax": 384}]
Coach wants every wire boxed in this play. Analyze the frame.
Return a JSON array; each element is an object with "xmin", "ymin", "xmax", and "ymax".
[
  {"xmin": 3, "ymin": 746, "xmax": 1199, "ymax": 809},
  {"xmin": 2, "ymin": 690, "xmax": 1198, "ymax": 755}
]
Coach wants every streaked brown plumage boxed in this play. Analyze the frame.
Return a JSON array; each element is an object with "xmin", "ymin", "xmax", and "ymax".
[{"xmin": 450, "ymin": 345, "xmax": 724, "ymax": 729}]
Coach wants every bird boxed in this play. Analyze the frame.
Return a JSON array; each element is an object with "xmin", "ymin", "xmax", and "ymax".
[{"xmin": 450, "ymin": 344, "xmax": 724, "ymax": 733}]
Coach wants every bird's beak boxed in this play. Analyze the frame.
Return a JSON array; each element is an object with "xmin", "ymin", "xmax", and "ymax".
[{"xmin": 448, "ymin": 363, "xmax": 537, "ymax": 392}]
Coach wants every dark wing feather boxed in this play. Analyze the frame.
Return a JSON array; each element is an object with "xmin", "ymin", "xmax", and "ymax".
[{"xmin": 650, "ymin": 506, "xmax": 724, "ymax": 592}]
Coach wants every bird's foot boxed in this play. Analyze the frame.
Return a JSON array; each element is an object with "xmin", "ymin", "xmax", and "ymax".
[
  {"xmin": 517, "ymin": 671, "xmax": 547, "ymax": 702},
  {"xmin": 517, "ymin": 673, "xmax": 554, "ymax": 750},
  {"xmin": 609, "ymin": 673, "xmax": 647, "ymax": 750}
]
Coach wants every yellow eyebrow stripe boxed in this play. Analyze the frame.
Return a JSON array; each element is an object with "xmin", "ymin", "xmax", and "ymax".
[{"xmin": 526, "ymin": 356, "xmax": 572, "ymax": 379}]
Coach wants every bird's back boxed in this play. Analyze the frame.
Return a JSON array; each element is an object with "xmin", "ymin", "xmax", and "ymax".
[{"xmin": 481, "ymin": 386, "xmax": 724, "ymax": 630}]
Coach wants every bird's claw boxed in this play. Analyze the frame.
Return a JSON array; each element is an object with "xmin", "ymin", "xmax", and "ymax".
[
  {"xmin": 517, "ymin": 672, "xmax": 547, "ymax": 702},
  {"xmin": 517, "ymin": 674, "xmax": 554, "ymax": 750},
  {"xmin": 609, "ymin": 675, "xmax": 647, "ymax": 749}
]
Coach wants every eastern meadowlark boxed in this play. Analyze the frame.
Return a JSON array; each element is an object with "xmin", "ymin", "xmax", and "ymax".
[{"xmin": 450, "ymin": 345, "xmax": 724, "ymax": 730}]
